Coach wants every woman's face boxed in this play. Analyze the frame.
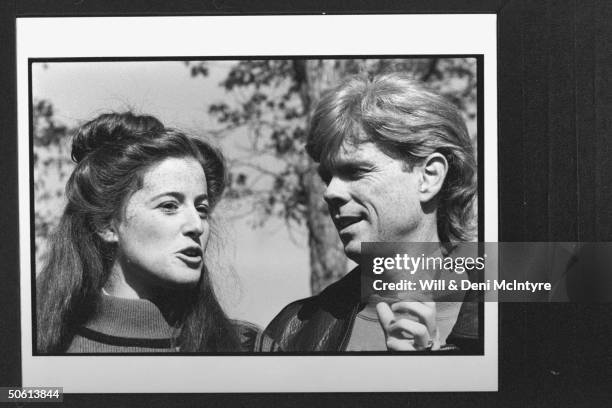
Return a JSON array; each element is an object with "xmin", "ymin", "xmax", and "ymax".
[{"xmin": 111, "ymin": 156, "xmax": 211, "ymax": 291}]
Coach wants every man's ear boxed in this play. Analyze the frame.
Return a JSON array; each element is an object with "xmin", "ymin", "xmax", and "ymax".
[
  {"xmin": 418, "ymin": 152, "xmax": 448, "ymax": 203},
  {"xmin": 97, "ymin": 223, "xmax": 118, "ymax": 244}
]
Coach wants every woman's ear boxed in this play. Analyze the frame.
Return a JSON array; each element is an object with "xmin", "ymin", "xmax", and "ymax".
[
  {"xmin": 97, "ymin": 224, "xmax": 118, "ymax": 244},
  {"xmin": 418, "ymin": 152, "xmax": 448, "ymax": 203}
]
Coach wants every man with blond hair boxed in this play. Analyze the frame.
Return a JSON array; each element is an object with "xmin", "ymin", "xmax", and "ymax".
[{"xmin": 264, "ymin": 73, "xmax": 480, "ymax": 352}]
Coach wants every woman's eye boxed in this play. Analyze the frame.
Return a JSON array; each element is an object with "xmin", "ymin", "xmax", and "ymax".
[
  {"xmin": 159, "ymin": 202, "xmax": 179, "ymax": 212},
  {"xmin": 197, "ymin": 204, "xmax": 210, "ymax": 218}
]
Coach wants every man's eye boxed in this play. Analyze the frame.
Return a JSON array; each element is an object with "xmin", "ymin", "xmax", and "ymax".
[
  {"xmin": 343, "ymin": 167, "xmax": 367, "ymax": 180},
  {"xmin": 317, "ymin": 168, "xmax": 332, "ymax": 185}
]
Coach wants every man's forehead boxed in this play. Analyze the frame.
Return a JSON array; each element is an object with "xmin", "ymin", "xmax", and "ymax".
[
  {"xmin": 330, "ymin": 141, "xmax": 390, "ymax": 164},
  {"xmin": 318, "ymin": 141, "xmax": 400, "ymax": 178}
]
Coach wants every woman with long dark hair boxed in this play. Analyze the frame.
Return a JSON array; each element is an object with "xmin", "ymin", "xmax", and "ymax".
[{"xmin": 36, "ymin": 112, "xmax": 272, "ymax": 353}]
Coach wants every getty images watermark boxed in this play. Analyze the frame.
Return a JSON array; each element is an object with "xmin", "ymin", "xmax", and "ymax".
[{"xmin": 360, "ymin": 242, "xmax": 612, "ymax": 303}]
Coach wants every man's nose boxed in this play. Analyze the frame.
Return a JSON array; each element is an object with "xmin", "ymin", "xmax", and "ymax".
[{"xmin": 323, "ymin": 176, "xmax": 350, "ymax": 209}]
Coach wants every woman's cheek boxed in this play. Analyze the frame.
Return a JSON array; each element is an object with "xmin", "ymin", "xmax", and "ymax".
[
  {"xmin": 200, "ymin": 222, "xmax": 211, "ymax": 248},
  {"xmin": 123, "ymin": 214, "xmax": 168, "ymax": 253}
]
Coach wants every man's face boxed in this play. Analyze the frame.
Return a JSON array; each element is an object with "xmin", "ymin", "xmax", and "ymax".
[{"xmin": 320, "ymin": 141, "xmax": 425, "ymax": 262}]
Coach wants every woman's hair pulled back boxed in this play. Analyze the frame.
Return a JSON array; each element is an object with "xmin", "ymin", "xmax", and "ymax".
[{"xmin": 36, "ymin": 111, "xmax": 239, "ymax": 353}]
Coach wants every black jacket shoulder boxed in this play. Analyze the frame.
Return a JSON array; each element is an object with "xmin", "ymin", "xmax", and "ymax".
[
  {"xmin": 263, "ymin": 267, "xmax": 482, "ymax": 353},
  {"xmin": 232, "ymin": 319, "xmax": 280, "ymax": 352},
  {"xmin": 263, "ymin": 269, "xmax": 361, "ymax": 352}
]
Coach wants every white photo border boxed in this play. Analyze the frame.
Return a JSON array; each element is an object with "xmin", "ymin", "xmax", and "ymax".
[{"xmin": 17, "ymin": 14, "xmax": 498, "ymax": 392}]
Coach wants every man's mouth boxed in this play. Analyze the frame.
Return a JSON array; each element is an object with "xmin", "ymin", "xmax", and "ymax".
[{"xmin": 334, "ymin": 215, "xmax": 363, "ymax": 231}]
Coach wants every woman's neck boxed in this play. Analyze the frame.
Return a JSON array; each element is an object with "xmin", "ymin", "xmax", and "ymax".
[
  {"xmin": 103, "ymin": 261, "xmax": 192, "ymax": 327},
  {"xmin": 103, "ymin": 262, "xmax": 144, "ymax": 299}
]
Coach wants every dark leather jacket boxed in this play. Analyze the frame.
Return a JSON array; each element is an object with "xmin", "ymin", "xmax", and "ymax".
[{"xmin": 263, "ymin": 268, "xmax": 482, "ymax": 352}]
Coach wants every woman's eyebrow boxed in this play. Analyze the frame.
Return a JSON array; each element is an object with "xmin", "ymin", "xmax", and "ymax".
[
  {"xmin": 149, "ymin": 192, "xmax": 209, "ymax": 202},
  {"xmin": 150, "ymin": 192, "xmax": 183, "ymax": 201}
]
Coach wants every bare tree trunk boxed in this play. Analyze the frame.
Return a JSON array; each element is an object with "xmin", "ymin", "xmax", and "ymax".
[
  {"xmin": 304, "ymin": 167, "xmax": 347, "ymax": 294},
  {"xmin": 296, "ymin": 59, "xmax": 348, "ymax": 295}
]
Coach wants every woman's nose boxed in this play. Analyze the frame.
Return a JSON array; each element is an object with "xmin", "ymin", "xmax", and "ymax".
[{"xmin": 182, "ymin": 206, "xmax": 205, "ymax": 238}]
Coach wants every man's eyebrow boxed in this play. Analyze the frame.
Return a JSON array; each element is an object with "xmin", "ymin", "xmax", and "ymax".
[
  {"xmin": 317, "ymin": 159, "xmax": 374, "ymax": 182},
  {"xmin": 316, "ymin": 162, "xmax": 330, "ymax": 176},
  {"xmin": 331, "ymin": 158, "xmax": 374, "ymax": 170}
]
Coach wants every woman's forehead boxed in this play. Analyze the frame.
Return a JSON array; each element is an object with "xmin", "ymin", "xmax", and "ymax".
[{"xmin": 139, "ymin": 157, "xmax": 207, "ymax": 194}]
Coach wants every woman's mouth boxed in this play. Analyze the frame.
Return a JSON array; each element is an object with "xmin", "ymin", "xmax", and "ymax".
[{"xmin": 176, "ymin": 246, "xmax": 203, "ymax": 266}]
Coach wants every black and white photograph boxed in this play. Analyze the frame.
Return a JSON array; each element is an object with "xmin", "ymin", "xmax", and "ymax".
[
  {"xmin": 31, "ymin": 57, "xmax": 482, "ymax": 356},
  {"xmin": 15, "ymin": 14, "xmax": 498, "ymax": 393},
  {"xmin": 3, "ymin": 1, "xmax": 612, "ymax": 406}
]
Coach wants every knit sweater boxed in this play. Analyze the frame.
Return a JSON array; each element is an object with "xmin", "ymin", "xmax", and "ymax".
[
  {"xmin": 67, "ymin": 295, "xmax": 178, "ymax": 353},
  {"xmin": 66, "ymin": 294, "xmax": 270, "ymax": 353}
]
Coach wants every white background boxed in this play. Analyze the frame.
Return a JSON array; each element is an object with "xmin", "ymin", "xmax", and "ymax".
[{"xmin": 18, "ymin": 14, "xmax": 498, "ymax": 392}]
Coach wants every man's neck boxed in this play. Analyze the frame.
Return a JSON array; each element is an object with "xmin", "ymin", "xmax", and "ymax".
[
  {"xmin": 403, "ymin": 214, "xmax": 440, "ymax": 243},
  {"xmin": 364, "ymin": 222, "xmax": 443, "ymax": 305}
]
